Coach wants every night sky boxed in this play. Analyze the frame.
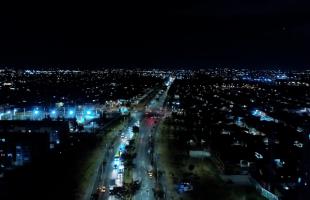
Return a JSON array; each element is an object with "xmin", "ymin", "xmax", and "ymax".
[{"xmin": 1, "ymin": 1, "xmax": 310, "ymax": 68}]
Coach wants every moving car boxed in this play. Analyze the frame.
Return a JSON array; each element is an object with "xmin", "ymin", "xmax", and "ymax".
[{"xmin": 97, "ymin": 185, "xmax": 106, "ymax": 193}]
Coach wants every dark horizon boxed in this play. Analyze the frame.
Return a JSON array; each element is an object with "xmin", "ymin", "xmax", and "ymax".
[
  {"xmin": 0, "ymin": 64, "xmax": 309, "ymax": 71},
  {"xmin": 0, "ymin": 1, "xmax": 310, "ymax": 69}
]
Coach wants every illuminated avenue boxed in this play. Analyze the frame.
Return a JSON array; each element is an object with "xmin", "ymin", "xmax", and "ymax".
[{"xmin": 0, "ymin": 68, "xmax": 309, "ymax": 200}]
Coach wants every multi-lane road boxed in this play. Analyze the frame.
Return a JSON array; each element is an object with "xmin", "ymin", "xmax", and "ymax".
[
  {"xmin": 89, "ymin": 77, "xmax": 174, "ymax": 200},
  {"xmin": 90, "ymin": 115, "xmax": 140, "ymax": 200},
  {"xmin": 133, "ymin": 85, "xmax": 171, "ymax": 200}
]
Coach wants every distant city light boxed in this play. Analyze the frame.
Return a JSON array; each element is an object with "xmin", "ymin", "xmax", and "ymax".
[
  {"xmin": 276, "ymin": 74, "xmax": 288, "ymax": 80},
  {"xmin": 298, "ymin": 177, "xmax": 302, "ymax": 183},
  {"xmin": 255, "ymin": 152, "xmax": 263, "ymax": 159},
  {"xmin": 252, "ymin": 109, "xmax": 274, "ymax": 122},
  {"xmin": 119, "ymin": 107, "xmax": 128, "ymax": 115}
]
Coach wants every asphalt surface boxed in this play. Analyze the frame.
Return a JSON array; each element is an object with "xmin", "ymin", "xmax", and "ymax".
[
  {"xmin": 133, "ymin": 80, "xmax": 173, "ymax": 200},
  {"xmin": 90, "ymin": 78, "xmax": 174, "ymax": 200},
  {"xmin": 133, "ymin": 113, "xmax": 156, "ymax": 200},
  {"xmin": 97, "ymin": 116, "xmax": 139, "ymax": 200},
  {"xmin": 87, "ymin": 90, "xmax": 155, "ymax": 200},
  {"xmin": 90, "ymin": 108, "xmax": 156, "ymax": 200},
  {"xmin": 89, "ymin": 118, "xmax": 125, "ymax": 200}
]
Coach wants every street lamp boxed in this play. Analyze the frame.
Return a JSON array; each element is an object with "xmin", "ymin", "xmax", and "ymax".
[
  {"xmin": 32, "ymin": 109, "xmax": 40, "ymax": 120},
  {"xmin": 69, "ymin": 110, "xmax": 75, "ymax": 115}
]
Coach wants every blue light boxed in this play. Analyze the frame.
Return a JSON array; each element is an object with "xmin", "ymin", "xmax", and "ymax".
[
  {"xmin": 119, "ymin": 143, "xmax": 126, "ymax": 152},
  {"xmin": 86, "ymin": 110, "xmax": 91, "ymax": 115},
  {"xmin": 34, "ymin": 110, "xmax": 39, "ymax": 115},
  {"xmin": 51, "ymin": 110, "xmax": 56, "ymax": 115},
  {"xmin": 119, "ymin": 107, "xmax": 128, "ymax": 115},
  {"xmin": 261, "ymin": 116, "xmax": 273, "ymax": 122},
  {"xmin": 69, "ymin": 110, "xmax": 74, "ymax": 115},
  {"xmin": 252, "ymin": 110, "xmax": 260, "ymax": 116},
  {"xmin": 252, "ymin": 109, "xmax": 274, "ymax": 122},
  {"xmin": 298, "ymin": 177, "xmax": 302, "ymax": 183},
  {"xmin": 6, "ymin": 110, "xmax": 11, "ymax": 114}
]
